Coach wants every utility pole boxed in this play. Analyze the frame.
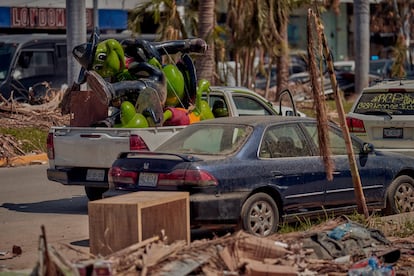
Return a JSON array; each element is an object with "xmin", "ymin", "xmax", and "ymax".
[
  {"xmin": 354, "ymin": 0, "xmax": 370, "ymax": 95},
  {"xmin": 66, "ymin": 0, "xmax": 86, "ymax": 86}
]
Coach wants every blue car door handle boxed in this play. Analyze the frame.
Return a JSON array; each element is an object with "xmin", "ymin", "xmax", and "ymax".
[{"xmin": 271, "ymin": 171, "xmax": 284, "ymax": 178}]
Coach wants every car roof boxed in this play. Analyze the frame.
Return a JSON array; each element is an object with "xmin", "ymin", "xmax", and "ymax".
[
  {"xmin": 194, "ymin": 115, "xmax": 315, "ymax": 126},
  {"xmin": 0, "ymin": 34, "xmax": 67, "ymax": 44},
  {"xmin": 209, "ymin": 85, "xmax": 273, "ymax": 102},
  {"xmin": 362, "ymin": 80, "xmax": 414, "ymax": 93},
  {"xmin": 210, "ymin": 86, "xmax": 261, "ymax": 94},
  {"xmin": 0, "ymin": 32, "xmax": 138, "ymax": 45}
]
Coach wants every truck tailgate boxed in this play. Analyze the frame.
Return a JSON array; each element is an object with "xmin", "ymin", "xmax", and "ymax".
[
  {"xmin": 50, "ymin": 126, "xmax": 185, "ymax": 168},
  {"xmin": 52, "ymin": 127, "xmax": 131, "ymax": 167}
]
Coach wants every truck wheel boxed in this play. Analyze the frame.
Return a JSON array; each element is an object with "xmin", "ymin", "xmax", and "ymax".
[
  {"xmin": 240, "ymin": 192, "xmax": 279, "ymax": 237},
  {"xmin": 383, "ymin": 175, "xmax": 414, "ymax": 215},
  {"xmin": 84, "ymin": 187, "xmax": 107, "ymax": 201}
]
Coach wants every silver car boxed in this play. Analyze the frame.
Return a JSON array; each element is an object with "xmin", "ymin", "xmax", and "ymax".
[{"xmin": 346, "ymin": 80, "xmax": 414, "ymax": 156}]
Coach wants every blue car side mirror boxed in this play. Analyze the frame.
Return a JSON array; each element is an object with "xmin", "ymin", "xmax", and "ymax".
[{"xmin": 362, "ymin": 143, "xmax": 374, "ymax": 154}]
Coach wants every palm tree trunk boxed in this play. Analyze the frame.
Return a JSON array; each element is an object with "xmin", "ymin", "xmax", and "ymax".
[
  {"xmin": 276, "ymin": 21, "xmax": 289, "ymax": 102},
  {"xmin": 196, "ymin": 0, "xmax": 215, "ymax": 85}
]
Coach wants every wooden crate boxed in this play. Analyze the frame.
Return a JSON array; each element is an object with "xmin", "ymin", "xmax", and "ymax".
[{"xmin": 88, "ymin": 191, "xmax": 190, "ymax": 256}]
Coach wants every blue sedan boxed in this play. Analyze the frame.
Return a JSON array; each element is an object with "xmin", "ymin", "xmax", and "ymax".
[{"xmin": 107, "ymin": 116, "xmax": 414, "ymax": 237}]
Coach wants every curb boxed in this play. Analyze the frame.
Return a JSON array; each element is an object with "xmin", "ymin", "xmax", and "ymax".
[{"xmin": 0, "ymin": 153, "xmax": 48, "ymax": 167}]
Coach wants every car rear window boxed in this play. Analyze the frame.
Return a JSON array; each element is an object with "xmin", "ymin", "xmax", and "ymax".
[
  {"xmin": 157, "ymin": 124, "xmax": 253, "ymax": 155},
  {"xmin": 354, "ymin": 91, "xmax": 414, "ymax": 115}
]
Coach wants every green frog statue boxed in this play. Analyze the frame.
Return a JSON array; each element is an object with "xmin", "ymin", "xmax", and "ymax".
[{"xmin": 72, "ymin": 31, "xmax": 214, "ymax": 128}]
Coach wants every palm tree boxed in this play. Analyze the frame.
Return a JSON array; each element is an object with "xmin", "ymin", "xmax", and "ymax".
[
  {"xmin": 195, "ymin": 0, "xmax": 216, "ymax": 84},
  {"xmin": 129, "ymin": 0, "xmax": 188, "ymax": 40},
  {"xmin": 226, "ymin": 0, "xmax": 311, "ymax": 101},
  {"xmin": 226, "ymin": 0, "xmax": 260, "ymax": 88}
]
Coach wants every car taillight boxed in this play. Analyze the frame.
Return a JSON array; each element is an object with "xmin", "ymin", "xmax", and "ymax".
[
  {"xmin": 109, "ymin": 166, "xmax": 138, "ymax": 185},
  {"xmin": 109, "ymin": 167, "xmax": 218, "ymax": 188},
  {"xmin": 130, "ymin": 135, "xmax": 149, "ymax": 150},
  {"xmin": 158, "ymin": 169, "xmax": 218, "ymax": 187},
  {"xmin": 346, "ymin": 117, "xmax": 366, "ymax": 133},
  {"xmin": 46, "ymin": 133, "xmax": 54, "ymax": 160}
]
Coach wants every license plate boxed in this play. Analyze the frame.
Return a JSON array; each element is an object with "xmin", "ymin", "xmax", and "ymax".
[
  {"xmin": 383, "ymin": 128, "xmax": 403, "ymax": 138},
  {"xmin": 139, "ymin": 172, "xmax": 158, "ymax": 187},
  {"xmin": 86, "ymin": 169, "xmax": 105, "ymax": 181}
]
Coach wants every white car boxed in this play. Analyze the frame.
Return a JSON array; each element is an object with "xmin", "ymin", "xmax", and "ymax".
[
  {"xmin": 334, "ymin": 60, "xmax": 355, "ymax": 72},
  {"xmin": 346, "ymin": 80, "xmax": 414, "ymax": 156},
  {"xmin": 273, "ymin": 104, "xmax": 307, "ymax": 117}
]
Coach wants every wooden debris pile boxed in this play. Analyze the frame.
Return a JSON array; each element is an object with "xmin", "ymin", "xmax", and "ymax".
[
  {"xmin": 37, "ymin": 231, "xmax": 349, "ymax": 276},
  {"xmin": 0, "ymin": 88, "xmax": 70, "ymax": 159},
  {"xmin": 0, "ymin": 88, "xmax": 70, "ymax": 130},
  {"xmin": 31, "ymin": 217, "xmax": 414, "ymax": 276}
]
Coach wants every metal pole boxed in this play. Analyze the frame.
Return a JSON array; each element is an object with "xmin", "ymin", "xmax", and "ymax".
[
  {"xmin": 66, "ymin": 0, "xmax": 86, "ymax": 86},
  {"xmin": 354, "ymin": 0, "xmax": 370, "ymax": 95},
  {"xmin": 93, "ymin": 0, "xmax": 99, "ymax": 29}
]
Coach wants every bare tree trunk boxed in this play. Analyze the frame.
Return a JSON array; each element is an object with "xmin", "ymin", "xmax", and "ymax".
[
  {"xmin": 354, "ymin": 0, "xmax": 370, "ymax": 95},
  {"xmin": 196, "ymin": 0, "xmax": 216, "ymax": 85},
  {"xmin": 276, "ymin": 21, "xmax": 289, "ymax": 102},
  {"xmin": 275, "ymin": 3, "xmax": 289, "ymax": 101}
]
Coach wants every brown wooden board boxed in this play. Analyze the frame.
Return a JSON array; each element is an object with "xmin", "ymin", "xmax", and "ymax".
[
  {"xmin": 88, "ymin": 191, "xmax": 190, "ymax": 256},
  {"xmin": 69, "ymin": 90, "xmax": 108, "ymax": 127}
]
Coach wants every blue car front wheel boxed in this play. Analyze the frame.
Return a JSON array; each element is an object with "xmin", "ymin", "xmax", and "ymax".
[{"xmin": 384, "ymin": 175, "xmax": 414, "ymax": 215}]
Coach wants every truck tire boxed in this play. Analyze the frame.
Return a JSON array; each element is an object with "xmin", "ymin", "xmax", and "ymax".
[{"xmin": 84, "ymin": 187, "xmax": 107, "ymax": 201}]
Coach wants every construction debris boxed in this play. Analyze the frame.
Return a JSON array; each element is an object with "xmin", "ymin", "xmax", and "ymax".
[{"xmin": 30, "ymin": 217, "xmax": 414, "ymax": 276}]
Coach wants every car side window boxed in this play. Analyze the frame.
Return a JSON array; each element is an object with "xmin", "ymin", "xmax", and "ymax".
[
  {"xmin": 233, "ymin": 95, "xmax": 272, "ymax": 116},
  {"xmin": 211, "ymin": 98, "xmax": 229, "ymax": 117},
  {"xmin": 304, "ymin": 124, "xmax": 359, "ymax": 155},
  {"xmin": 15, "ymin": 50, "xmax": 54, "ymax": 79},
  {"xmin": 259, "ymin": 124, "xmax": 310, "ymax": 158}
]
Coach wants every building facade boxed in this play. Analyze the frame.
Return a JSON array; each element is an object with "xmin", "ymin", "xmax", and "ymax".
[{"xmin": 0, "ymin": 0, "xmax": 143, "ymax": 34}]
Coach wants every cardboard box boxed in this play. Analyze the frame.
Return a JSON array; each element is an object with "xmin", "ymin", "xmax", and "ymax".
[{"xmin": 88, "ymin": 191, "xmax": 190, "ymax": 256}]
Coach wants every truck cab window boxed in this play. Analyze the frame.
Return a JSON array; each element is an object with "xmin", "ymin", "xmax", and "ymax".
[
  {"xmin": 0, "ymin": 44, "xmax": 16, "ymax": 80},
  {"xmin": 14, "ymin": 51, "xmax": 54, "ymax": 79},
  {"xmin": 233, "ymin": 95, "xmax": 272, "ymax": 116}
]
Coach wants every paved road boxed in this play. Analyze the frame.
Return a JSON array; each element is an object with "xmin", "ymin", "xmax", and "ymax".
[{"xmin": 0, "ymin": 164, "xmax": 89, "ymax": 271}]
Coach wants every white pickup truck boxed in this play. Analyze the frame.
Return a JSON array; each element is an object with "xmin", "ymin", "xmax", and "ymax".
[{"xmin": 47, "ymin": 86, "xmax": 299, "ymax": 200}]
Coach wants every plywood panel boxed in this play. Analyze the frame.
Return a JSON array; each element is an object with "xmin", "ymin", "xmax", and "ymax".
[{"xmin": 141, "ymin": 197, "xmax": 189, "ymax": 243}]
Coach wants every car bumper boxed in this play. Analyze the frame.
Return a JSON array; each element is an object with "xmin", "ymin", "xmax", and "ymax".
[
  {"xmin": 47, "ymin": 168, "xmax": 109, "ymax": 188},
  {"xmin": 103, "ymin": 189, "xmax": 249, "ymax": 223}
]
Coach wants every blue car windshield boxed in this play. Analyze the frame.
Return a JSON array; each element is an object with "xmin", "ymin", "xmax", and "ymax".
[
  {"xmin": 157, "ymin": 124, "xmax": 253, "ymax": 155},
  {"xmin": 0, "ymin": 43, "xmax": 17, "ymax": 81}
]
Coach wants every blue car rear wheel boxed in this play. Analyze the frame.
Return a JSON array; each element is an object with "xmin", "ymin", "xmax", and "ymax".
[{"xmin": 241, "ymin": 192, "xmax": 279, "ymax": 237}]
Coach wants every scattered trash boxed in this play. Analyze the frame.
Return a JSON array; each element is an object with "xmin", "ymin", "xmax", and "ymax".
[
  {"xmin": 0, "ymin": 245, "xmax": 22, "ymax": 260},
  {"xmin": 26, "ymin": 217, "xmax": 414, "ymax": 276}
]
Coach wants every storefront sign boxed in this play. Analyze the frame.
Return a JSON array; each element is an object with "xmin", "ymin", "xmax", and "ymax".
[{"xmin": 11, "ymin": 7, "xmax": 93, "ymax": 29}]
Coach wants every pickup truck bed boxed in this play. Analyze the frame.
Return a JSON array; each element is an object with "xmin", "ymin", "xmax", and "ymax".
[{"xmin": 47, "ymin": 86, "xmax": 293, "ymax": 200}]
